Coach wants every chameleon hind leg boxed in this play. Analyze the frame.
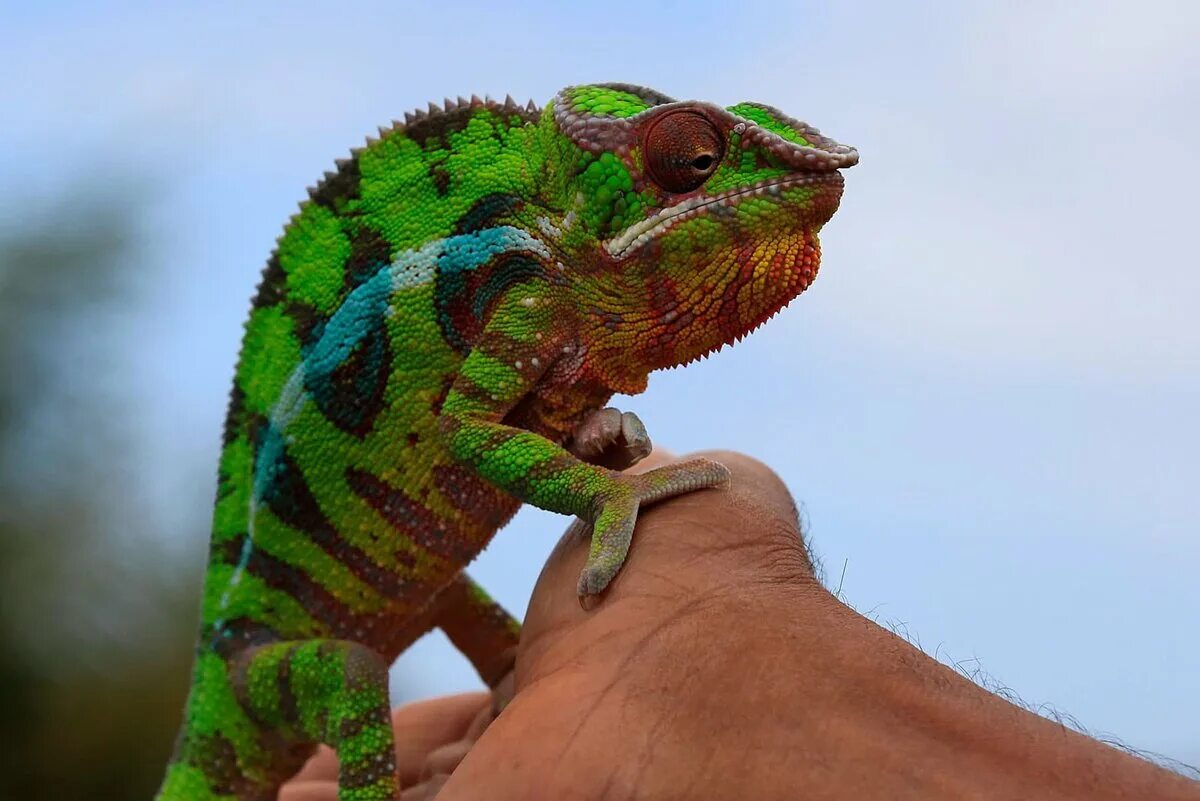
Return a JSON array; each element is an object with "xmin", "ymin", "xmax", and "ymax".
[
  {"xmin": 233, "ymin": 641, "xmax": 399, "ymax": 801},
  {"xmin": 407, "ymin": 572, "xmax": 521, "ymax": 789},
  {"xmin": 436, "ymin": 572, "xmax": 520, "ymax": 691}
]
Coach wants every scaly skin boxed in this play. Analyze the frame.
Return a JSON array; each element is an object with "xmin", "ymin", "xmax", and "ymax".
[{"xmin": 156, "ymin": 83, "xmax": 858, "ymax": 800}]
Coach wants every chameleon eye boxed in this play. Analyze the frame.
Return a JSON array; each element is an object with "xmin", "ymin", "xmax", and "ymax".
[{"xmin": 643, "ymin": 110, "xmax": 725, "ymax": 194}]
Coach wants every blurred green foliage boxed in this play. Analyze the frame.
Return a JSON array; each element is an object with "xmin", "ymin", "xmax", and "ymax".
[{"xmin": 0, "ymin": 184, "xmax": 204, "ymax": 798}]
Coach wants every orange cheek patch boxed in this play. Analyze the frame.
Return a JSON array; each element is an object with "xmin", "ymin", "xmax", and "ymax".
[{"xmin": 733, "ymin": 232, "xmax": 814, "ymax": 331}]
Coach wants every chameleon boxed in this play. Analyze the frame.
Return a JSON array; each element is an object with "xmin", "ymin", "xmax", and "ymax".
[{"xmin": 156, "ymin": 83, "xmax": 857, "ymax": 800}]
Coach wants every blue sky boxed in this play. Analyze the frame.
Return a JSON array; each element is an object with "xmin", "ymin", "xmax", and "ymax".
[{"xmin": 3, "ymin": 0, "xmax": 1197, "ymax": 767}]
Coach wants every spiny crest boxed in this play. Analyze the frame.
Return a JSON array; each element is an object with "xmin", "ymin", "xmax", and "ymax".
[
  {"xmin": 268, "ymin": 91, "xmax": 546, "ymax": 317},
  {"xmin": 398, "ymin": 94, "xmax": 541, "ymax": 131},
  {"xmin": 300, "ymin": 93, "xmax": 543, "ymax": 207}
]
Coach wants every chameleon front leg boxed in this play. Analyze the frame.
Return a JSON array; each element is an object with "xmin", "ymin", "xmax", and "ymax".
[
  {"xmin": 432, "ymin": 411, "xmax": 655, "ymax": 702},
  {"xmin": 439, "ymin": 291, "xmax": 729, "ymax": 608},
  {"xmin": 415, "ymin": 408, "xmax": 659, "ymax": 787},
  {"xmin": 434, "ymin": 409, "xmax": 653, "ymax": 686},
  {"xmin": 233, "ymin": 641, "xmax": 398, "ymax": 801},
  {"xmin": 412, "ymin": 410, "xmax": 685, "ymax": 787},
  {"xmin": 432, "ymin": 412, "xmax": 654, "ymax": 718}
]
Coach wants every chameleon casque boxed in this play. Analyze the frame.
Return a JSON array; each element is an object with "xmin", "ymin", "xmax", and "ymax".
[{"xmin": 157, "ymin": 83, "xmax": 857, "ymax": 800}]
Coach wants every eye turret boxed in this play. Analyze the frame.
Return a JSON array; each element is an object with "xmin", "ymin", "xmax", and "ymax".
[{"xmin": 643, "ymin": 110, "xmax": 725, "ymax": 194}]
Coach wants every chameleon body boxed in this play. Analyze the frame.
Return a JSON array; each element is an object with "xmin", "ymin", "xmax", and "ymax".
[{"xmin": 156, "ymin": 83, "xmax": 857, "ymax": 800}]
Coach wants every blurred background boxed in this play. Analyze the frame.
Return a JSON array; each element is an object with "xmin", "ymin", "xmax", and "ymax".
[{"xmin": 1, "ymin": 1, "xmax": 1197, "ymax": 797}]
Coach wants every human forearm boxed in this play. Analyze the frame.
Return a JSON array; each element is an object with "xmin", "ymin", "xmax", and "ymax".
[
  {"xmin": 458, "ymin": 451, "xmax": 1197, "ymax": 800},
  {"xmin": 744, "ymin": 584, "xmax": 1198, "ymax": 800}
]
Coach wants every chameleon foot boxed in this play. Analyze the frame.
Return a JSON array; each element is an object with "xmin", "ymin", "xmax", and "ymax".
[
  {"xmin": 578, "ymin": 457, "xmax": 730, "ymax": 609},
  {"xmin": 568, "ymin": 407, "xmax": 653, "ymax": 471}
]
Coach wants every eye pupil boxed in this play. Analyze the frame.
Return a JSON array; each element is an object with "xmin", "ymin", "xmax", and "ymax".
[{"xmin": 692, "ymin": 155, "xmax": 715, "ymax": 171}]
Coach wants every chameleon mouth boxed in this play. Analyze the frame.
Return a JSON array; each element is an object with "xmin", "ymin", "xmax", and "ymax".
[{"xmin": 604, "ymin": 171, "xmax": 845, "ymax": 260}]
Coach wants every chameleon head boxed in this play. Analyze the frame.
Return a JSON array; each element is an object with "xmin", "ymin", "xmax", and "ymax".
[{"xmin": 543, "ymin": 83, "xmax": 858, "ymax": 380}]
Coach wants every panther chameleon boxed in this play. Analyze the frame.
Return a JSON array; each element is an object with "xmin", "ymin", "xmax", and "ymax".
[{"xmin": 156, "ymin": 82, "xmax": 858, "ymax": 800}]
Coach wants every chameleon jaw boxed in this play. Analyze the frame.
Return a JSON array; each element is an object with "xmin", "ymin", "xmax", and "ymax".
[{"xmin": 603, "ymin": 172, "xmax": 844, "ymax": 260}]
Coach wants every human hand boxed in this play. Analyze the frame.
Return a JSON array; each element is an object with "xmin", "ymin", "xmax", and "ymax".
[{"xmin": 281, "ymin": 451, "xmax": 1199, "ymax": 800}]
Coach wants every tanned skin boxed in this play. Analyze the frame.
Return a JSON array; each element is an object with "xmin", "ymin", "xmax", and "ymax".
[{"xmin": 285, "ymin": 452, "xmax": 1200, "ymax": 801}]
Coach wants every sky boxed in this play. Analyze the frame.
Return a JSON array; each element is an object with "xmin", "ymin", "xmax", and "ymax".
[{"xmin": 2, "ymin": 0, "xmax": 1197, "ymax": 768}]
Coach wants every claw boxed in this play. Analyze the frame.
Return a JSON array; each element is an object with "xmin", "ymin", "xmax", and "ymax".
[
  {"xmin": 619, "ymin": 411, "xmax": 652, "ymax": 463},
  {"xmin": 578, "ymin": 587, "xmax": 604, "ymax": 611}
]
